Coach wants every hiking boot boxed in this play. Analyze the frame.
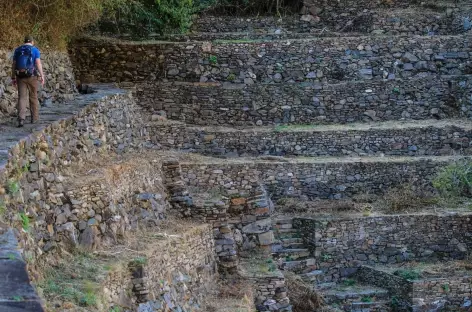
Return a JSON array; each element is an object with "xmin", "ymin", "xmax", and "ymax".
[{"xmin": 18, "ymin": 119, "xmax": 24, "ymax": 127}]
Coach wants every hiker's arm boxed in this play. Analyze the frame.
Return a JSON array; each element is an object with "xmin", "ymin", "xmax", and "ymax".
[{"xmin": 35, "ymin": 58, "xmax": 45, "ymax": 86}]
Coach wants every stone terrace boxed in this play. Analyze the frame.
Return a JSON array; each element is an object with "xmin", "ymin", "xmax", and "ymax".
[
  {"xmin": 68, "ymin": 1, "xmax": 472, "ymax": 310},
  {"xmin": 1, "ymin": 0, "xmax": 472, "ymax": 311}
]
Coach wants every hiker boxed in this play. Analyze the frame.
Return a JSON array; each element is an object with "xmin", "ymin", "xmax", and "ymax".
[{"xmin": 11, "ymin": 35, "xmax": 45, "ymax": 127}]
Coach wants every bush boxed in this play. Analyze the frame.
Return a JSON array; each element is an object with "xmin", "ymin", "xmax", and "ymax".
[
  {"xmin": 0, "ymin": 0, "xmax": 108, "ymax": 49},
  {"xmin": 433, "ymin": 160, "xmax": 472, "ymax": 198}
]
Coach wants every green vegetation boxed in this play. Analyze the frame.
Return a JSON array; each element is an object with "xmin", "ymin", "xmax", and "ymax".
[
  {"xmin": 209, "ymin": 55, "xmax": 218, "ymax": 65},
  {"xmin": 227, "ymin": 73, "xmax": 236, "ymax": 81},
  {"xmin": 441, "ymin": 283, "xmax": 450, "ymax": 292},
  {"xmin": 38, "ymin": 251, "xmax": 112, "ymax": 309},
  {"xmin": 361, "ymin": 296, "xmax": 373, "ymax": 303},
  {"xmin": 19, "ymin": 212, "xmax": 30, "ymax": 232},
  {"xmin": 433, "ymin": 160, "xmax": 472, "ymax": 198},
  {"xmin": 342, "ymin": 279, "xmax": 356, "ymax": 286},
  {"xmin": 2, "ymin": 0, "xmax": 301, "ymax": 48},
  {"xmin": 7, "ymin": 180, "xmax": 20, "ymax": 194},
  {"xmin": 131, "ymin": 256, "xmax": 148, "ymax": 266},
  {"xmin": 394, "ymin": 269, "xmax": 421, "ymax": 280}
]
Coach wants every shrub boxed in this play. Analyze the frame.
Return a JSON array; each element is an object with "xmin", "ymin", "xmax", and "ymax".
[
  {"xmin": 0, "ymin": 0, "xmax": 108, "ymax": 49},
  {"xmin": 433, "ymin": 160, "xmax": 472, "ymax": 198}
]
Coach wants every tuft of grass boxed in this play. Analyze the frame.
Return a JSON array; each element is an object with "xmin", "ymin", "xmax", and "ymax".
[
  {"xmin": 7, "ymin": 180, "xmax": 20, "ymax": 194},
  {"xmin": 394, "ymin": 269, "xmax": 421, "ymax": 280},
  {"xmin": 19, "ymin": 213, "xmax": 30, "ymax": 232},
  {"xmin": 38, "ymin": 251, "xmax": 110, "ymax": 309},
  {"xmin": 342, "ymin": 279, "xmax": 356, "ymax": 287},
  {"xmin": 361, "ymin": 296, "xmax": 373, "ymax": 303}
]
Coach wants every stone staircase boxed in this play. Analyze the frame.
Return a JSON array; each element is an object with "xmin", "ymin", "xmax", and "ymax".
[{"xmin": 272, "ymin": 218, "xmax": 391, "ymax": 312}]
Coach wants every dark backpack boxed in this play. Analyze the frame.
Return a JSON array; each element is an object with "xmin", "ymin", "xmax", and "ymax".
[{"xmin": 14, "ymin": 45, "xmax": 35, "ymax": 78}]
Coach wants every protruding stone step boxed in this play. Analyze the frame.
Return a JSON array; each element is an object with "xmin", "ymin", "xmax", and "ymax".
[
  {"xmin": 273, "ymin": 248, "xmax": 311, "ymax": 260},
  {"xmin": 350, "ymin": 301, "xmax": 389, "ymax": 312},
  {"xmin": 322, "ymin": 285, "xmax": 389, "ymax": 304},
  {"xmin": 300, "ymin": 270, "xmax": 325, "ymax": 283},
  {"xmin": 280, "ymin": 258, "xmax": 316, "ymax": 273}
]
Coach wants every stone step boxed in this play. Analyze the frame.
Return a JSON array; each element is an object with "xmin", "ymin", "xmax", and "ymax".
[
  {"xmin": 278, "ymin": 241, "xmax": 305, "ymax": 249},
  {"xmin": 280, "ymin": 258, "xmax": 316, "ymax": 273},
  {"xmin": 350, "ymin": 301, "xmax": 389, "ymax": 312},
  {"xmin": 146, "ymin": 75, "xmax": 472, "ymax": 126},
  {"xmin": 299, "ymin": 269, "xmax": 325, "ymax": 283},
  {"xmin": 273, "ymin": 248, "xmax": 311, "ymax": 260},
  {"xmin": 322, "ymin": 285, "xmax": 390, "ymax": 304},
  {"xmin": 280, "ymin": 237, "xmax": 303, "ymax": 245},
  {"xmin": 152, "ymin": 117, "xmax": 472, "ymax": 156}
]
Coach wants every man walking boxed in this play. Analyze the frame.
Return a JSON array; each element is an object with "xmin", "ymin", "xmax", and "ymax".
[{"xmin": 11, "ymin": 35, "xmax": 45, "ymax": 127}]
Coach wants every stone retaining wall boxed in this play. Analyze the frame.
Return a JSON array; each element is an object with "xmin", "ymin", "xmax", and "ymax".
[
  {"xmin": 135, "ymin": 224, "xmax": 216, "ymax": 311},
  {"xmin": 0, "ymin": 50, "xmax": 76, "ymax": 117},
  {"xmin": 192, "ymin": 10, "xmax": 468, "ymax": 36},
  {"xmin": 413, "ymin": 276, "xmax": 472, "ymax": 307},
  {"xmin": 150, "ymin": 120, "xmax": 472, "ymax": 157},
  {"xmin": 0, "ymin": 88, "xmax": 154, "ymax": 266},
  {"xmin": 70, "ymin": 35, "xmax": 472, "ymax": 84},
  {"xmin": 356, "ymin": 266, "xmax": 472, "ymax": 308},
  {"xmin": 293, "ymin": 215, "xmax": 472, "ymax": 282},
  {"xmin": 179, "ymin": 157, "xmax": 458, "ymax": 199},
  {"xmin": 138, "ymin": 76, "xmax": 472, "ymax": 125}
]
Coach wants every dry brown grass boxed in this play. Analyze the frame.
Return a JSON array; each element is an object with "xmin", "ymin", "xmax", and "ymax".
[
  {"xmin": 0, "ymin": 0, "xmax": 105, "ymax": 49},
  {"xmin": 285, "ymin": 272, "xmax": 325, "ymax": 312},
  {"xmin": 203, "ymin": 278, "xmax": 255, "ymax": 312},
  {"xmin": 382, "ymin": 183, "xmax": 439, "ymax": 213}
]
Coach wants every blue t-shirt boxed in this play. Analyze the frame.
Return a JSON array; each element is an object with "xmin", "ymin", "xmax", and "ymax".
[{"xmin": 13, "ymin": 44, "xmax": 41, "ymax": 68}]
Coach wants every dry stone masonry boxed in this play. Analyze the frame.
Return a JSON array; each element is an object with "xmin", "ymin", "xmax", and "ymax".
[{"xmin": 2, "ymin": 0, "xmax": 472, "ymax": 311}]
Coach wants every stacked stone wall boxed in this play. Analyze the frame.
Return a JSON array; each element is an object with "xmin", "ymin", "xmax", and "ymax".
[
  {"xmin": 150, "ymin": 120, "xmax": 472, "ymax": 157},
  {"xmin": 179, "ymin": 158, "xmax": 455, "ymax": 199},
  {"xmin": 293, "ymin": 215, "xmax": 472, "ymax": 282},
  {"xmin": 141, "ymin": 75, "xmax": 472, "ymax": 125},
  {"xmin": 0, "ymin": 50, "xmax": 76, "ymax": 117},
  {"xmin": 357, "ymin": 266, "xmax": 472, "ymax": 307},
  {"xmin": 191, "ymin": 11, "xmax": 467, "ymax": 36},
  {"xmin": 70, "ymin": 36, "xmax": 472, "ymax": 85},
  {"xmin": 0, "ymin": 88, "xmax": 156, "ymax": 264},
  {"xmin": 134, "ymin": 224, "xmax": 216, "ymax": 311}
]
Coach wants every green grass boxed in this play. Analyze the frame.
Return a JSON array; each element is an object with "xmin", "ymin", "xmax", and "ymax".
[
  {"xmin": 38, "ymin": 252, "xmax": 111, "ymax": 308},
  {"xmin": 361, "ymin": 296, "xmax": 373, "ymax": 303},
  {"xmin": 7, "ymin": 179, "xmax": 19, "ymax": 194},
  {"xmin": 19, "ymin": 213, "xmax": 30, "ymax": 232},
  {"xmin": 342, "ymin": 279, "xmax": 356, "ymax": 287},
  {"xmin": 394, "ymin": 269, "xmax": 421, "ymax": 280}
]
